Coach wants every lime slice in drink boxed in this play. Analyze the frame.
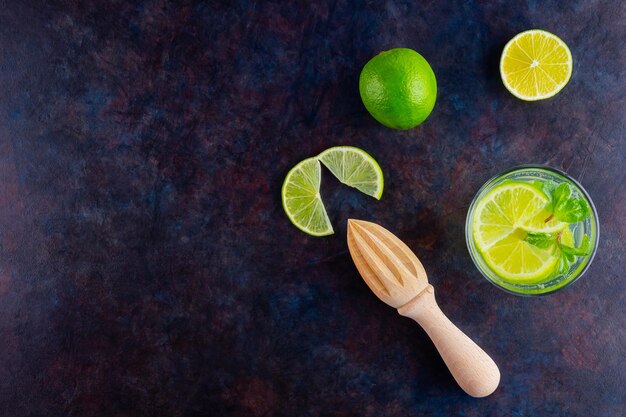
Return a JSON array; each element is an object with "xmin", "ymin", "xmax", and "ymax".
[
  {"xmin": 318, "ymin": 146, "xmax": 384, "ymax": 200},
  {"xmin": 281, "ymin": 157, "xmax": 333, "ymax": 236},
  {"xmin": 480, "ymin": 230, "xmax": 559, "ymax": 283},
  {"xmin": 472, "ymin": 182, "xmax": 563, "ymax": 282},
  {"xmin": 474, "ymin": 182, "xmax": 565, "ymax": 248}
]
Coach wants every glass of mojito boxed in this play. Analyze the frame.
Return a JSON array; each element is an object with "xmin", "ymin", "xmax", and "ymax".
[{"xmin": 465, "ymin": 165, "xmax": 599, "ymax": 296}]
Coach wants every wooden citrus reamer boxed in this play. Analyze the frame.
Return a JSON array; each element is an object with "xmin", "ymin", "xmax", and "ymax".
[{"xmin": 347, "ymin": 219, "xmax": 500, "ymax": 397}]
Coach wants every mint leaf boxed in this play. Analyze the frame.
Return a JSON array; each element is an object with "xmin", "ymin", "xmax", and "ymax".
[
  {"xmin": 561, "ymin": 235, "xmax": 592, "ymax": 257},
  {"xmin": 548, "ymin": 183, "xmax": 571, "ymax": 213},
  {"xmin": 553, "ymin": 198, "xmax": 591, "ymax": 223},
  {"xmin": 552, "ymin": 182, "xmax": 570, "ymax": 198},
  {"xmin": 541, "ymin": 182, "xmax": 591, "ymax": 223},
  {"xmin": 554, "ymin": 254, "xmax": 571, "ymax": 277},
  {"xmin": 530, "ymin": 180, "xmax": 558, "ymax": 204},
  {"xmin": 551, "ymin": 234, "xmax": 593, "ymax": 278},
  {"xmin": 541, "ymin": 180, "xmax": 559, "ymax": 199},
  {"xmin": 525, "ymin": 232, "xmax": 557, "ymax": 249},
  {"xmin": 529, "ymin": 180, "xmax": 546, "ymax": 194},
  {"xmin": 525, "ymin": 231, "xmax": 593, "ymax": 279},
  {"xmin": 544, "ymin": 180, "xmax": 558, "ymax": 192}
]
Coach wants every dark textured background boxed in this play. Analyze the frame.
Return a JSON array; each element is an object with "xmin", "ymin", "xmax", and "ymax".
[{"xmin": 0, "ymin": 1, "xmax": 625, "ymax": 416}]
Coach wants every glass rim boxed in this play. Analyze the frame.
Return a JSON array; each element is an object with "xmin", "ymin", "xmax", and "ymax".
[{"xmin": 465, "ymin": 164, "xmax": 599, "ymax": 296}]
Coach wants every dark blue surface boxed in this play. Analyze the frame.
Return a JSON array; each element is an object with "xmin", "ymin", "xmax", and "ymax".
[{"xmin": 0, "ymin": 1, "xmax": 624, "ymax": 416}]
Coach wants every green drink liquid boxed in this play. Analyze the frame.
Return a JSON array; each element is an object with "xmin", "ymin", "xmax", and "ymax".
[{"xmin": 466, "ymin": 166, "xmax": 598, "ymax": 296}]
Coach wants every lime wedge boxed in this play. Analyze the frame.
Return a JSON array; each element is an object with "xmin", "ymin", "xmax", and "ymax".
[
  {"xmin": 281, "ymin": 157, "xmax": 333, "ymax": 236},
  {"xmin": 318, "ymin": 146, "xmax": 384, "ymax": 199},
  {"xmin": 473, "ymin": 182, "xmax": 564, "ymax": 282},
  {"xmin": 282, "ymin": 146, "xmax": 384, "ymax": 236}
]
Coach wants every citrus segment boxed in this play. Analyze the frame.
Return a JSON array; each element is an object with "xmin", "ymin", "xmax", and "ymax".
[{"xmin": 281, "ymin": 157, "xmax": 333, "ymax": 236}]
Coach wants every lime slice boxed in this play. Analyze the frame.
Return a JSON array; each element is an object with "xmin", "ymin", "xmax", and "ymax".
[
  {"xmin": 474, "ymin": 182, "xmax": 565, "ymax": 249},
  {"xmin": 473, "ymin": 182, "xmax": 563, "ymax": 282},
  {"xmin": 318, "ymin": 146, "xmax": 384, "ymax": 199},
  {"xmin": 281, "ymin": 157, "xmax": 333, "ymax": 236},
  {"xmin": 500, "ymin": 30, "xmax": 573, "ymax": 101},
  {"xmin": 481, "ymin": 231, "xmax": 559, "ymax": 283}
]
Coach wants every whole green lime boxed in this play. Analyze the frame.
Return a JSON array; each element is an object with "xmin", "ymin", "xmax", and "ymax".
[{"xmin": 359, "ymin": 48, "xmax": 437, "ymax": 130}]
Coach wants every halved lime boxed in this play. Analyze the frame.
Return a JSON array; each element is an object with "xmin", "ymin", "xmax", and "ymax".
[
  {"xmin": 318, "ymin": 146, "xmax": 384, "ymax": 199},
  {"xmin": 281, "ymin": 157, "xmax": 333, "ymax": 236},
  {"xmin": 472, "ymin": 182, "xmax": 564, "ymax": 282},
  {"xmin": 500, "ymin": 30, "xmax": 573, "ymax": 101}
]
